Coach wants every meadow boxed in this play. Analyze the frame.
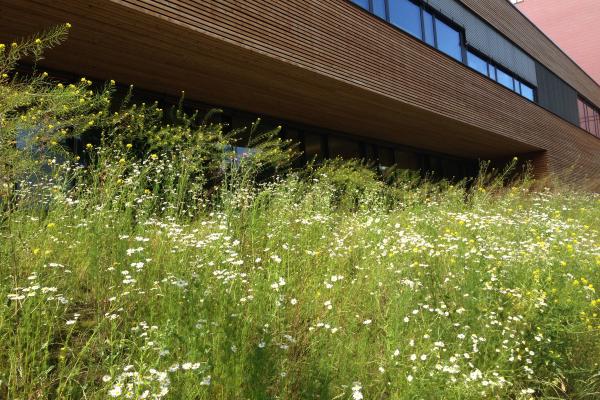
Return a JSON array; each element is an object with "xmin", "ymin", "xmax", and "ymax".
[{"xmin": 1, "ymin": 26, "xmax": 600, "ymax": 400}]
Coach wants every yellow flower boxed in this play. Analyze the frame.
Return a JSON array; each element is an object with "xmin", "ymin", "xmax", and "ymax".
[
  {"xmin": 57, "ymin": 83, "xmax": 64, "ymax": 89},
  {"xmin": 150, "ymin": 154, "xmax": 158, "ymax": 160},
  {"xmin": 47, "ymin": 223, "xmax": 56, "ymax": 229},
  {"xmin": 66, "ymin": 22, "xmax": 72, "ymax": 28},
  {"xmin": 11, "ymin": 42, "xmax": 17, "ymax": 48},
  {"xmin": 117, "ymin": 179, "xmax": 124, "ymax": 185},
  {"xmin": 1, "ymin": 74, "xmax": 8, "ymax": 79},
  {"xmin": 0, "ymin": 43, "xmax": 4, "ymax": 51},
  {"xmin": 126, "ymin": 143, "xmax": 133, "ymax": 149},
  {"xmin": 119, "ymin": 158, "xmax": 126, "ymax": 165},
  {"xmin": 33, "ymin": 248, "xmax": 41, "ymax": 255},
  {"xmin": 110, "ymin": 79, "xmax": 116, "ymax": 86},
  {"xmin": 144, "ymin": 189, "xmax": 151, "ymax": 194},
  {"xmin": 86, "ymin": 143, "xmax": 93, "ymax": 150},
  {"xmin": 42, "ymin": 71, "xmax": 48, "ymax": 78},
  {"xmin": 35, "ymin": 38, "xmax": 42, "ymax": 44}
]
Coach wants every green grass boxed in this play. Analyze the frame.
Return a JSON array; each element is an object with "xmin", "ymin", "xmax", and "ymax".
[{"xmin": 1, "ymin": 161, "xmax": 599, "ymax": 399}]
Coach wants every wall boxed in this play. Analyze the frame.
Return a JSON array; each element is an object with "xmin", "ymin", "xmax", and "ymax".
[{"xmin": 515, "ymin": 0, "xmax": 600, "ymax": 88}]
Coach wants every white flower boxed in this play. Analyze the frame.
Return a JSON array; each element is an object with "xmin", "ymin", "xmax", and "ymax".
[
  {"xmin": 201, "ymin": 375, "xmax": 211, "ymax": 386},
  {"xmin": 407, "ymin": 374, "xmax": 414, "ymax": 382},
  {"xmin": 108, "ymin": 385, "xmax": 122, "ymax": 397},
  {"xmin": 410, "ymin": 354, "xmax": 417, "ymax": 361},
  {"xmin": 102, "ymin": 375, "xmax": 111, "ymax": 383},
  {"xmin": 362, "ymin": 319, "xmax": 372, "ymax": 325},
  {"xmin": 290, "ymin": 298, "xmax": 298, "ymax": 305},
  {"xmin": 351, "ymin": 382, "xmax": 363, "ymax": 400},
  {"xmin": 182, "ymin": 362, "xmax": 193, "ymax": 370}
]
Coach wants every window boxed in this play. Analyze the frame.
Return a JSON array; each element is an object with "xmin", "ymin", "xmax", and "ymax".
[
  {"xmin": 467, "ymin": 51, "xmax": 488, "ymax": 76},
  {"xmin": 373, "ymin": 0, "xmax": 387, "ymax": 19},
  {"xmin": 577, "ymin": 97, "xmax": 600, "ymax": 138},
  {"xmin": 488, "ymin": 64, "xmax": 496, "ymax": 81},
  {"xmin": 435, "ymin": 18, "xmax": 462, "ymax": 61},
  {"xmin": 349, "ymin": 0, "xmax": 538, "ymax": 103},
  {"xmin": 351, "ymin": 0, "xmax": 370, "ymax": 10},
  {"xmin": 520, "ymin": 82, "xmax": 535, "ymax": 101},
  {"xmin": 496, "ymin": 68, "xmax": 514, "ymax": 90},
  {"xmin": 389, "ymin": 0, "xmax": 422, "ymax": 39},
  {"xmin": 423, "ymin": 10, "xmax": 435, "ymax": 46}
]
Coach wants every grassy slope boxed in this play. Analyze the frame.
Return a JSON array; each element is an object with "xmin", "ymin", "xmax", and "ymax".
[{"xmin": 1, "ymin": 167, "xmax": 599, "ymax": 400}]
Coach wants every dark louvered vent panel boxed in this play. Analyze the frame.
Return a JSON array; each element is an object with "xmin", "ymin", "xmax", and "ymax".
[{"xmin": 535, "ymin": 63, "xmax": 579, "ymax": 125}]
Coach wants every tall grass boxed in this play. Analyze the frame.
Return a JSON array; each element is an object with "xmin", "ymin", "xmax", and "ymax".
[{"xmin": 1, "ymin": 26, "xmax": 599, "ymax": 400}]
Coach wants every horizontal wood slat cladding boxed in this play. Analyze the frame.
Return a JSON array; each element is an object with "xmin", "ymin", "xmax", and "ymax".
[
  {"xmin": 0, "ymin": 0, "xmax": 599, "ymax": 187},
  {"xmin": 458, "ymin": 0, "xmax": 600, "ymax": 108}
]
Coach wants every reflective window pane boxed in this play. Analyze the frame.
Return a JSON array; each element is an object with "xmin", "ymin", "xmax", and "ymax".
[
  {"xmin": 389, "ymin": 0, "xmax": 422, "ymax": 39},
  {"xmin": 520, "ymin": 83, "xmax": 535, "ymax": 101},
  {"xmin": 467, "ymin": 51, "xmax": 487, "ymax": 75},
  {"xmin": 496, "ymin": 68, "xmax": 514, "ymax": 90},
  {"xmin": 435, "ymin": 18, "xmax": 462, "ymax": 61},
  {"xmin": 488, "ymin": 65, "xmax": 496, "ymax": 81},
  {"xmin": 351, "ymin": 0, "xmax": 370, "ymax": 10},
  {"xmin": 373, "ymin": 0, "xmax": 387, "ymax": 19},
  {"xmin": 578, "ymin": 99, "xmax": 588, "ymax": 130},
  {"xmin": 423, "ymin": 11, "xmax": 435, "ymax": 46}
]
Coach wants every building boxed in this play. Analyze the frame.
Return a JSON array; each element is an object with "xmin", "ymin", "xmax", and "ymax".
[
  {"xmin": 512, "ymin": 0, "xmax": 600, "ymax": 85},
  {"xmin": 1, "ymin": 0, "xmax": 599, "ymax": 187}
]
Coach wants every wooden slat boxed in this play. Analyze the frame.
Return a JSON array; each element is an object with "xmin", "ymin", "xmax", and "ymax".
[{"xmin": 0, "ymin": 0, "xmax": 598, "ymax": 187}]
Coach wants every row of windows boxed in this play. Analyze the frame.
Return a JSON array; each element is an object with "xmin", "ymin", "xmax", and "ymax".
[
  {"xmin": 350, "ymin": 0, "xmax": 536, "ymax": 101},
  {"xmin": 282, "ymin": 128, "xmax": 478, "ymax": 180},
  {"xmin": 578, "ymin": 97, "xmax": 600, "ymax": 138},
  {"xmin": 466, "ymin": 50, "xmax": 535, "ymax": 101}
]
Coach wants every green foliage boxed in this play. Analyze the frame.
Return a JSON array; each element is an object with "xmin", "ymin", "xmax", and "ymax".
[{"xmin": 1, "ymin": 27, "xmax": 600, "ymax": 400}]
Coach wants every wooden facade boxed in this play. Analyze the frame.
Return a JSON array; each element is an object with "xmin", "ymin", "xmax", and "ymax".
[{"xmin": 1, "ymin": 0, "xmax": 599, "ymax": 187}]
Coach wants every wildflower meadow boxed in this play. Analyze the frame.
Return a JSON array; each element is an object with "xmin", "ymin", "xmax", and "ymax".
[{"xmin": 1, "ymin": 25, "xmax": 599, "ymax": 400}]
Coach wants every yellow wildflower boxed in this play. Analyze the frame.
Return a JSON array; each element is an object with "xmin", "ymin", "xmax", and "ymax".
[
  {"xmin": 34, "ymin": 38, "xmax": 42, "ymax": 44},
  {"xmin": 126, "ymin": 143, "xmax": 133, "ymax": 149},
  {"xmin": 66, "ymin": 22, "xmax": 72, "ymax": 28},
  {"xmin": 47, "ymin": 223, "xmax": 56, "ymax": 229}
]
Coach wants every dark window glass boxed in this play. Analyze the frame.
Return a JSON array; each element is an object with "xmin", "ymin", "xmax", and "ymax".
[
  {"xmin": 364, "ymin": 143, "xmax": 378, "ymax": 161},
  {"xmin": 328, "ymin": 136, "xmax": 362, "ymax": 159},
  {"xmin": 467, "ymin": 51, "xmax": 488, "ymax": 75},
  {"xmin": 389, "ymin": 0, "xmax": 422, "ymax": 39},
  {"xmin": 496, "ymin": 68, "xmax": 514, "ymax": 90},
  {"xmin": 520, "ymin": 83, "xmax": 535, "ymax": 101},
  {"xmin": 351, "ymin": 0, "xmax": 370, "ymax": 10},
  {"xmin": 394, "ymin": 150, "xmax": 420, "ymax": 170},
  {"xmin": 423, "ymin": 11, "xmax": 435, "ymax": 46},
  {"xmin": 373, "ymin": 0, "xmax": 387, "ymax": 19},
  {"xmin": 378, "ymin": 146, "xmax": 395, "ymax": 167},
  {"xmin": 304, "ymin": 132, "xmax": 324, "ymax": 161},
  {"xmin": 435, "ymin": 18, "xmax": 462, "ymax": 61}
]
